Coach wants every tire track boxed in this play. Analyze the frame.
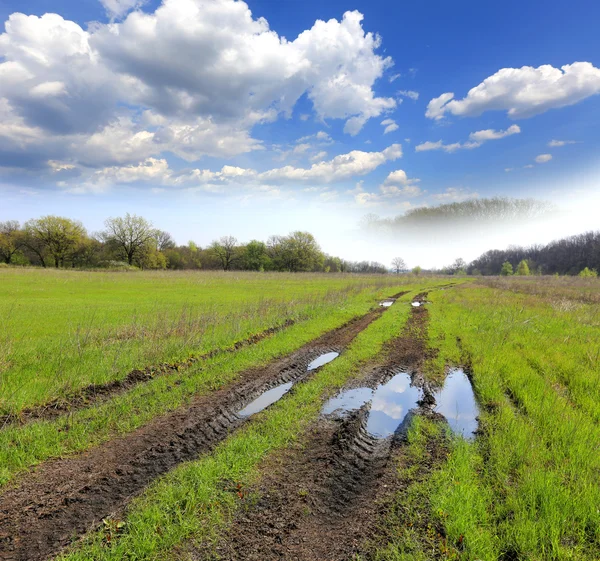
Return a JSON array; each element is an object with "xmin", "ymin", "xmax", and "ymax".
[{"xmin": 0, "ymin": 302, "xmax": 393, "ymax": 561}]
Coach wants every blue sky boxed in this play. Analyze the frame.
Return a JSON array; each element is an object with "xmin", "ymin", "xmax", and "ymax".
[{"xmin": 1, "ymin": 0, "xmax": 599, "ymax": 265}]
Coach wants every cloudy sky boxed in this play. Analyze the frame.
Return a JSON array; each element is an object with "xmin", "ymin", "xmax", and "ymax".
[{"xmin": 1, "ymin": 0, "xmax": 599, "ymax": 266}]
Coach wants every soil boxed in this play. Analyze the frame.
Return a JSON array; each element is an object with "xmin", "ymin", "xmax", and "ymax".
[
  {"xmin": 195, "ymin": 295, "xmax": 440, "ymax": 561},
  {"xmin": 0, "ymin": 304, "xmax": 390, "ymax": 561}
]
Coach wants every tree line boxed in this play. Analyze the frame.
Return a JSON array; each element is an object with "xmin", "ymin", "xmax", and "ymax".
[
  {"xmin": 467, "ymin": 231, "xmax": 600, "ymax": 276},
  {"xmin": 0, "ymin": 214, "xmax": 389, "ymax": 273}
]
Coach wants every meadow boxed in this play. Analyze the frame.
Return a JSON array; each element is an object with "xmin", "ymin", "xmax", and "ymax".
[{"xmin": 0, "ymin": 268, "xmax": 598, "ymax": 561}]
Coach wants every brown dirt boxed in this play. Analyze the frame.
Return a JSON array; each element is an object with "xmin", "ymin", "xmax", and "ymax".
[
  {"xmin": 0, "ymin": 305, "xmax": 391, "ymax": 561},
  {"xmin": 0, "ymin": 319, "xmax": 299, "ymax": 428},
  {"xmin": 195, "ymin": 297, "xmax": 437, "ymax": 561}
]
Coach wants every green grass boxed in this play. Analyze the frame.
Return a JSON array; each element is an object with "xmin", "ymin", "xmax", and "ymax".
[
  {"xmin": 0, "ymin": 268, "xmax": 413, "ymax": 414},
  {"xmin": 418, "ymin": 284, "xmax": 600, "ymax": 560},
  {"xmin": 58, "ymin": 289, "xmax": 417, "ymax": 560},
  {"xmin": 0, "ymin": 274, "xmax": 445, "ymax": 487}
]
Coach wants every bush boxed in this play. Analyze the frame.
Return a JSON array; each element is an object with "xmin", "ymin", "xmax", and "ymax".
[{"xmin": 579, "ymin": 267, "xmax": 598, "ymax": 278}]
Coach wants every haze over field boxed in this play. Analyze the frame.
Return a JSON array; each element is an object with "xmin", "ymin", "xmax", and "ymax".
[{"xmin": 1, "ymin": 0, "xmax": 599, "ymax": 266}]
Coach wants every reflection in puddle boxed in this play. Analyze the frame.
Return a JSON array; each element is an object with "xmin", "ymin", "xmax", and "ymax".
[
  {"xmin": 307, "ymin": 352, "xmax": 340, "ymax": 371},
  {"xmin": 237, "ymin": 382, "xmax": 293, "ymax": 418},
  {"xmin": 322, "ymin": 373, "xmax": 422, "ymax": 438},
  {"xmin": 236, "ymin": 352, "xmax": 340, "ymax": 418},
  {"xmin": 380, "ymin": 301, "xmax": 394, "ymax": 307},
  {"xmin": 435, "ymin": 369, "xmax": 479, "ymax": 439}
]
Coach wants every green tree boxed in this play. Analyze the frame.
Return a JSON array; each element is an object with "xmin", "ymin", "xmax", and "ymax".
[
  {"xmin": 579, "ymin": 267, "xmax": 598, "ymax": 278},
  {"xmin": 0, "ymin": 220, "xmax": 23, "ymax": 264},
  {"xmin": 271, "ymin": 231, "xmax": 324, "ymax": 272},
  {"xmin": 516, "ymin": 260, "xmax": 530, "ymax": 276},
  {"xmin": 500, "ymin": 261, "xmax": 513, "ymax": 276},
  {"xmin": 242, "ymin": 240, "xmax": 270, "ymax": 271},
  {"xmin": 24, "ymin": 216, "xmax": 86, "ymax": 268},
  {"xmin": 412, "ymin": 265, "xmax": 422, "ymax": 276},
  {"xmin": 101, "ymin": 214, "xmax": 156, "ymax": 265}
]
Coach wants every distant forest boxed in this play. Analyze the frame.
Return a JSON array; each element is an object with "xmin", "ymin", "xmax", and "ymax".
[
  {"xmin": 468, "ymin": 231, "xmax": 600, "ymax": 276},
  {"xmin": 0, "ymin": 214, "xmax": 388, "ymax": 274}
]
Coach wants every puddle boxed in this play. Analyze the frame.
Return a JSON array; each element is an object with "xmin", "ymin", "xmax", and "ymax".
[
  {"xmin": 237, "ymin": 352, "xmax": 340, "ymax": 418},
  {"xmin": 307, "ymin": 352, "xmax": 340, "ymax": 371},
  {"xmin": 236, "ymin": 382, "xmax": 293, "ymax": 418},
  {"xmin": 323, "ymin": 372, "xmax": 422, "ymax": 438},
  {"xmin": 434, "ymin": 368, "xmax": 479, "ymax": 439},
  {"xmin": 380, "ymin": 300, "xmax": 394, "ymax": 307}
]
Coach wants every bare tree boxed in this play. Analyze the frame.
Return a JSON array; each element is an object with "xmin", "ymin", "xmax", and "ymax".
[
  {"xmin": 154, "ymin": 230, "xmax": 176, "ymax": 251},
  {"xmin": 391, "ymin": 257, "xmax": 406, "ymax": 274},
  {"xmin": 210, "ymin": 236, "xmax": 238, "ymax": 271},
  {"xmin": 100, "ymin": 214, "xmax": 156, "ymax": 265}
]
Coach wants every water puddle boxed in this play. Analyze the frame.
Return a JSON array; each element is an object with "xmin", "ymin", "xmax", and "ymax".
[
  {"xmin": 236, "ymin": 352, "xmax": 340, "ymax": 418},
  {"xmin": 380, "ymin": 300, "xmax": 394, "ymax": 307},
  {"xmin": 307, "ymin": 351, "xmax": 340, "ymax": 371},
  {"xmin": 434, "ymin": 368, "xmax": 479, "ymax": 439},
  {"xmin": 236, "ymin": 382, "xmax": 293, "ymax": 418},
  {"xmin": 322, "ymin": 372, "xmax": 422, "ymax": 438}
]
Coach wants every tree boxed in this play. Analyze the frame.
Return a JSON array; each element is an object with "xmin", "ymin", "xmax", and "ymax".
[
  {"xmin": 579, "ymin": 267, "xmax": 598, "ymax": 278},
  {"xmin": 0, "ymin": 220, "xmax": 23, "ymax": 264},
  {"xmin": 210, "ymin": 236, "xmax": 239, "ymax": 271},
  {"xmin": 242, "ymin": 240, "xmax": 270, "ymax": 271},
  {"xmin": 500, "ymin": 261, "xmax": 513, "ymax": 276},
  {"xmin": 412, "ymin": 265, "xmax": 422, "ymax": 276},
  {"xmin": 270, "ymin": 231, "xmax": 324, "ymax": 272},
  {"xmin": 391, "ymin": 257, "xmax": 406, "ymax": 274},
  {"xmin": 24, "ymin": 216, "xmax": 86, "ymax": 268},
  {"xmin": 101, "ymin": 214, "xmax": 156, "ymax": 265},
  {"xmin": 516, "ymin": 260, "xmax": 530, "ymax": 276},
  {"xmin": 448, "ymin": 257, "xmax": 467, "ymax": 275}
]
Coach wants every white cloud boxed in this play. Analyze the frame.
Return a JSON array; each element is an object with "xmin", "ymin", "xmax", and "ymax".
[
  {"xmin": 0, "ymin": 2, "xmax": 396, "ymax": 172},
  {"xmin": 389, "ymin": 73, "xmax": 401, "ymax": 83},
  {"xmin": 535, "ymin": 153, "xmax": 552, "ymax": 163},
  {"xmin": 416, "ymin": 125, "xmax": 520, "ymax": 154},
  {"xmin": 468, "ymin": 124, "xmax": 520, "ymax": 142},
  {"xmin": 426, "ymin": 62, "xmax": 600, "ymax": 120},
  {"xmin": 415, "ymin": 140, "xmax": 479, "ymax": 153},
  {"xmin": 381, "ymin": 118, "xmax": 399, "ymax": 134},
  {"xmin": 260, "ymin": 144, "xmax": 402, "ymax": 183},
  {"xmin": 397, "ymin": 90, "xmax": 419, "ymax": 101},
  {"xmin": 548, "ymin": 139, "xmax": 577, "ymax": 147},
  {"xmin": 353, "ymin": 168, "xmax": 422, "ymax": 205},
  {"xmin": 310, "ymin": 150, "xmax": 328, "ymax": 162}
]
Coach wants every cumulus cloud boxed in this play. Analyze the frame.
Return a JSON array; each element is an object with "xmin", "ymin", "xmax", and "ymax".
[
  {"xmin": 85, "ymin": 144, "xmax": 403, "ymax": 189},
  {"xmin": 0, "ymin": 1, "xmax": 395, "ymax": 174},
  {"xmin": 426, "ymin": 62, "xmax": 600, "ymax": 120},
  {"xmin": 381, "ymin": 118, "xmax": 399, "ymax": 134},
  {"xmin": 535, "ymin": 153, "xmax": 552, "ymax": 163},
  {"xmin": 353, "ymin": 168, "xmax": 421, "ymax": 206},
  {"xmin": 468, "ymin": 124, "xmax": 520, "ymax": 142},
  {"xmin": 416, "ymin": 125, "xmax": 520, "ymax": 153}
]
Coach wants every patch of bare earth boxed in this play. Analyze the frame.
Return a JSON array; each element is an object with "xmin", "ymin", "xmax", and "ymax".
[
  {"xmin": 0, "ymin": 305, "xmax": 391, "ymax": 561},
  {"xmin": 195, "ymin": 295, "xmax": 444, "ymax": 561}
]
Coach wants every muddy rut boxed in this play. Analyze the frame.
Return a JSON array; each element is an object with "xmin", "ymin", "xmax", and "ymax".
[
  {"xmin": 1, "ymin": 319, "xmax": 299, "ymax": 428},
  {"xmin": 0, "ymin": 300, "xmax": 401, "ymax": 561},
  {"xmin": 201, "ymin": 296, "xmax": 435, "ymax": 561}
]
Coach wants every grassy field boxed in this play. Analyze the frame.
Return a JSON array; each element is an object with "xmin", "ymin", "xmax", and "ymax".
[
  {"xmin": 1, "ymin": 270, "xmax": 599, "ymax": 561},
  {"xmin": 0, "ymin": 268, "xmax": 407, "ymax": 414}
]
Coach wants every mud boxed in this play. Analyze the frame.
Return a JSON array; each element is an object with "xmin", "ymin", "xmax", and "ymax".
[
  {"xmin": 200, "ymin": 295, "xmax": 435, "ymax": 561},
  {"xmin": 0, "ymin": 307, "xmax": 386, "ymax": 561},
  {"xmin": 0, "ymin": 319, "xmax": 298, "ymax": 429}
]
